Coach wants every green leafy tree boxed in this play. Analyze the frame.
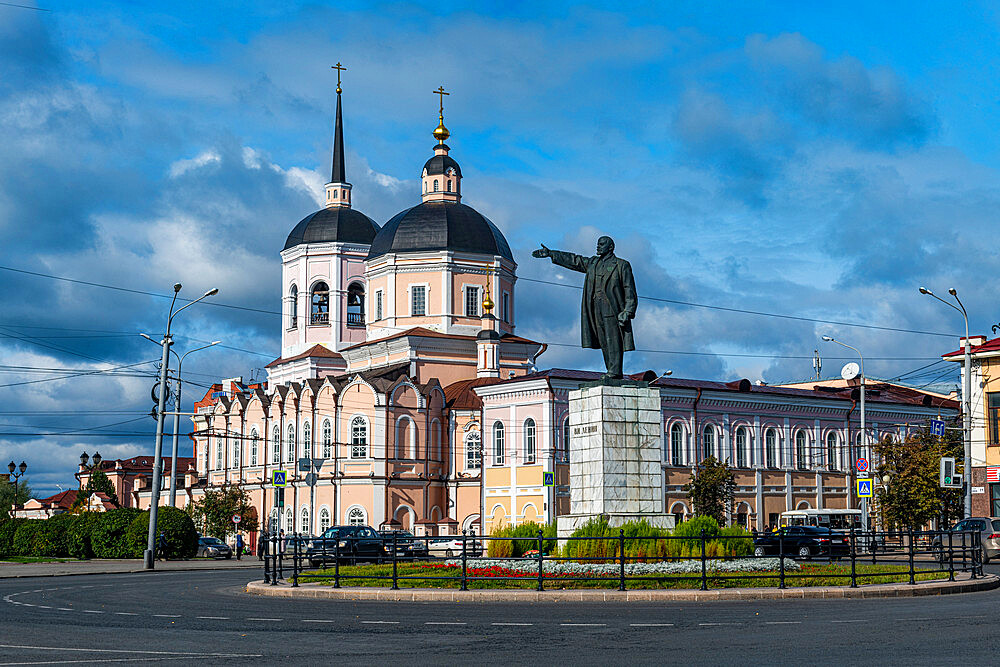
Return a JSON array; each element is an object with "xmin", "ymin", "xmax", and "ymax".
[
  {"xmin": 0, "ymin": 479, "xmax": 32, "ymax": 518},
  {"xmin": 682, "ymin": 456, "xmax": 737, "ymax": 526},
  {"xmin": 126, "ymin": 507, "xmax": 198, "ymax": 559},
  {"xmin": 874, "ymin": 427, "xmax": 964, "ymax": 529},
  {"xmin": 72, "ymin": 469, "xmax": 119, "ymax": 511},
  {"xmin": 189, "ymin": 483, "xmax": 258, "ymax": 540}
]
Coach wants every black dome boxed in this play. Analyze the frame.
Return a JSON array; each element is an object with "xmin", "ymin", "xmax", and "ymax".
[
  {"xmin": 284, "ymin": 207, "xmax": 380, "ymax": 250},
  {"xmin": 423, "ymin": 153, "xmax": 462, "ymax": 177},
  {"xmin": 367, "ymin": 201, "xmax": 513, "ymax": 261}
]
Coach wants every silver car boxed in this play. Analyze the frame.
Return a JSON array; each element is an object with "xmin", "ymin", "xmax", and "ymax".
[
  {"xmin": 428, "ymin": 537, "xmax": 482, "ymax": 558},
  {"xmin": 931, "ymin": 516, "xmax": 1000, "ymax": 564}
]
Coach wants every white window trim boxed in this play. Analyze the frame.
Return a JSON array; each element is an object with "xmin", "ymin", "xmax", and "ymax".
[
  {"xmin": 462, "ymin": 283, "xmax": 481, "ymax": 318},
  {"xmin": 350, "ymin": 414, "xmax": 370, "ymax": 460},
  {"xmin": 373, "ymin": 289, "xmax": 384, "ymax": 322},
  {"xmin": 408, "ymin": 283, "xmax": 430, "ymax": 317}
]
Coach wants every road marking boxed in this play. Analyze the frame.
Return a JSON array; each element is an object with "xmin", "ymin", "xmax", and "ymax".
[
  {"xmin": 764, "ymin": 621, "xmax": 801, "ymax": 625},
  {"xmin": 425, "ymin": 622, "xmax": 467, "ymax": 626},
  {"xmin": 81, "ymin": 610, "xmax": 104, "ymax": 614},
  {"xmin": 153, "ymin": 614, "xmax": 182, "ymax": 618},
  {"xmin": 830, "ymin": 620, "xmax": 866, "ymax": 623},
  {"xmin": 114, "ymin": 612, "xmax": 139, "ymax": 616},
  {"xmin": 361, "ymin": 620, "xmax": 400, "ymax": 625},
  {"xmin": 560, "ymin": 623, "xmax": 607, "ymax": 627},
  {"xmin": 246, "ymin": 617, "xmax": 282, "ymax": 621},
  {"xmin": 0, "ymin": 644, "xmax": 261, "ymax": 657},
  {"xmin": 898, "ymin": 618, "xmax": 933, "ymax": 622},
  {"xmin": 196, "ymin": 616, "xmax": 230, "ymax": 620},
  {"xmin": 698, "ymin": 622, "xmax": 740, "ymax": 626},
  {"xmin": 492, "ymin": 622, "xmax": 532, "ymax": 626},
  {"xmin": 303, "ymin": 619, "xmax": 336, "ymax": 623},
  {"xmin": 35, "ymin": 606, "xmax": 51, "ymax": 610},
  {"xmin": 630, "ymin": 623, "xmax": 674, "ymax": 627},
  {"xmin": 57, "ymin": 608, "xmax": 72, "ymax": 612}
]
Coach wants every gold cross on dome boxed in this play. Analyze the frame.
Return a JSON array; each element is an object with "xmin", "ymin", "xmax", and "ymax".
[
  {"xmin": 434, "ymin": 86, "xmax": 449, "ymax": 115},
  {"xmin": 332, "ymin": 62, "xmax": 347, "ymax": 93}
]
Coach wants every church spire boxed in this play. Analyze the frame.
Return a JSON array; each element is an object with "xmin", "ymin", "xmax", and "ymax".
[
  {"xmin": 325, "ymin": 63, "xmax": 351, "ymax": 209},
  {"xmin": 422, "ymin": 86, "xmax": 462, "ymax": 203}
]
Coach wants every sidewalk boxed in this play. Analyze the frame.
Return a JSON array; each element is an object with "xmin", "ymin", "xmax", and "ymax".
[
  {"xmin": 246, "ymin": 572, "xmax": 999, "ymax": 602},
  {"xmin": 0, "ymin": 558, "xmax": 262, "ymax": 579}
]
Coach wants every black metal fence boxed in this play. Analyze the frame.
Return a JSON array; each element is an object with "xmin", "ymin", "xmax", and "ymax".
[{"xmin": 259, "ymin": 527, "xmax": 984, "ymax": 591}]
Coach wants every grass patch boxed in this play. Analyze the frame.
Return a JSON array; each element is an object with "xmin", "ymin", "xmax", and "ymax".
[
  {"xmin": 0, "ymin": 556, "xmax": 79, "ymax": 564},
  {"xmin": 297, "ymin": 561, "xmax": 950, "ymax": 590}
]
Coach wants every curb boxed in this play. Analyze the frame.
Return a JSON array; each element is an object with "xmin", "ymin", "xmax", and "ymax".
[
  {"xmin": 0, "ymin": 562, "xmax": 261, "ymax": 580},
  {"xmin": 245, "ymin": 573, "xmax": 999, "ymax": 602}
]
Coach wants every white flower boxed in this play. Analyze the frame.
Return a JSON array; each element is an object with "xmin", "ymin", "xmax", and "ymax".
[{"xmin": 444, "ymin": 557, "xmax": 800, "ymax": 575}]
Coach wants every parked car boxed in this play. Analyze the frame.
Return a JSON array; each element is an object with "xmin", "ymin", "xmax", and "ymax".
[
  {"xmin": 197, "ymin": 536, "xmax": 232, "ymax": 559},
  {"xmin": 379, "ymin": 530, "xmax": 429, "ymax": 559},
  {"xmin": 306, "ymin": 525, "xmax": 385, "ymax": 567},
  {"xmin": 929, "ymin": 517, "xmax": 1000, "ymax": 564},
  {"xmin": 752, "ymin": 526, "xmax": 849, "ymax": 559},
  {"xmin": 428, "ymin": 536, "xmax": 483, "ymax": 558}
]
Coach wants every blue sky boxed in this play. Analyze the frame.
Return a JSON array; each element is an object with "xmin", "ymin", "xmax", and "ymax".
[{"xmin": 3, "ymin": 0, "xmax": 1000, "ymax": 494}]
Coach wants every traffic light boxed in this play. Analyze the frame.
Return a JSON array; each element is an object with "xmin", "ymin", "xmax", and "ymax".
[{"xmin": 939, "ymin": 457, "xmax": 963, "ymax": 489}]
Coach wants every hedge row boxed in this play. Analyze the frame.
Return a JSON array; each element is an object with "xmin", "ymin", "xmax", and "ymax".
[{"xmin": 0, "ymin": 507, "xmax": 198, "ymax": 560}]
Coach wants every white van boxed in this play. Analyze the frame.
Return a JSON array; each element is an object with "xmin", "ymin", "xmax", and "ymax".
[{"xmin": 779, "ymin": 509, "xmax": 862, "ymax": 531}]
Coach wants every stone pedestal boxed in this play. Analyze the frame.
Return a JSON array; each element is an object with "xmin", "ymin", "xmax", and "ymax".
[{"xmin": 556, "ymin": 383, "xmax": 676, "ymax": 537}]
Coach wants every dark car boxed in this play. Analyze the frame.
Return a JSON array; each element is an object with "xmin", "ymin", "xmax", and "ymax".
[
  {"xmin": 306, "ymin": 525, "xmax": 385, "ymax": 567},
  {"xmin": 379, "ymin": 530, "xmax": 429, "ymax": 559},
  {"xmin": 753, "ymin": 526, "xmax": 850, "ymax": 559},
  {"xmin": 197, "ymin": 536, "xmax": 232, "ymax": 559}
]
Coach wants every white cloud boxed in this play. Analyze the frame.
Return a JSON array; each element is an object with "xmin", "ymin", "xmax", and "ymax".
[{"xmin": 169, "ymin": 150, "xmax": 221, "ymax": 178}]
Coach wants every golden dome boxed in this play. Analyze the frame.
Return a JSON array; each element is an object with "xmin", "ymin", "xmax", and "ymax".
[
  {"xmin": 481, "ymin": 292, "xmax": 494, "ymax": 313},
  {"xmin": 433, "ymin": 120, "xmax": 450, "ymax": 142}
]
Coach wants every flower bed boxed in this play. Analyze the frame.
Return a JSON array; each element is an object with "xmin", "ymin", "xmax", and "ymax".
[{"xmin": 443, "ymin": 557, "xmax": 800, "ymax": 576}]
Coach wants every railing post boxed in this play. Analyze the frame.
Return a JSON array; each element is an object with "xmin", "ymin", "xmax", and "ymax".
[
  {"xmin": 537, "ymin": 529, "xmax": 544, "ymax": 592},
  {"xmin": 391, "ymin": 532, "xmax": 399, "ymax": 590},
  {"xmin": 907, "ymin": 525, "xmax": 915, "ymax": 585},
  {"xmin": 971, "ymin": 532, "xmax": 980, "ymax": 579},
  {"xmin": 618, "ymin": 529, "xmax": 626, "ymax": 592},
  {"xmin": 778, "ymin": 529, "xmax": 786, "ymax": 589},
  {"xmin": 270, "ymin": 534, "xmax": 278, "ymax": 586},
  {"xmin": 334, "ymin": 538, "xmax": 340, "ymax": 589},
  {"xmin": 947, "ymin": 528, "xmax": 955, "ymax": 582},
  {"xmin": 321, "ymin": 531, "xmax": 327, "ymax": 570},
  {"xmin": 962, "ymin": 531, "xmax": 968, "ymax": 573},
  {"xmin": 291, "ymin": 532, "xmax": 299, "ymax": 587},
  {"xmin": 460, "ymin": 530, "xmax": 468, "ymax": 592},
  {"xmin": 849, "ymin": 526, "xmax": 857, "ymax": 588},
  {"xmin": 870, "ymin": 526, "xmax": 876, "ymax": 564},
  {"xmin": 699, "ymin": 529, "xmax": 707, "ymax": 592},
  {"xmin": 263, "ymin": 533, "xmax": 271, "ymax": 584},
  {"xmin": 278, "ymin": 533, "xmax": 284, "ymax": 581}
]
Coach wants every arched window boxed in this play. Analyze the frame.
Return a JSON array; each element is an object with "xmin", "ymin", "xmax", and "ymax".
[
  {"xmin": 232, "ymin": 434, "xmax": 240, "ymax": 468},
  {"xmin": 430, "ymin": 419, "xmax": 441, "ymax": 460},
  {"xmin": 465, "ymin": 430, "xmax": 482, "ymax": 469},
  {"xmin": 289, "ymin": 285, "xmax": 298, "ymax": 328},
  {"xmin": 395, "ymin": 417, "xmax": 415, "ymax": 459},
  {"xmin": 434, "ymin": 179, "xmax": 439, "ymax": 192},
  {"xmin": 311, "ymin": 282, "xmax": 329, "ymax": 325},
  {"xmin": 215, "ymin": 436, "xmax": 224, "ymax": 470},
  {"xmin": 765, "ymin": 428, "xmax": 777, "ymax": 468},
  {"xmin": 493, "ymin": 422, "xmax": 505, "ymax": 465},
  {"xmin": 351, "ymin": 416, "xmax": 367, "ymax": 459},
  {"xmin": 250, "ymin": 428, "xmax": 259, "ymax": 466},
  {"xmin": 563, "ymin": 418, "xmax": 571, "ymax": 463},
  {"xmin": 286, "ymin": 424, "xmax": 295, "ymax": 463},
  {"xmin": 300, "ymin": 507, "xmax": 310, "ymax": 534},
  {"xmin": 284, "ymin": 507, "xmax": 293, "ymax": 532},
  {"xmin": 447, "ymin": 180, "xmax": 453, "ymax": 192},
  {"xmin": 322, "ymin": 419, "xmax": 332, "ymax": 458},
  {"xmin": 347, "ymin": 506, "xmax": 366, "ymax": 526},
  {"xmin": 319, "ymin": 508, "xmax": 331, "ymax": 533},
  {"xmin": 347, "ymin": 282, "xmax": 365, "ymax": 326},
  {"xmin": 269, "ymin": 508, "xmax": 279, "ymax": 532},
  {"xmin": 702, "ymin": 425, "xmax": 715, "ymax": 460},
  {"xmin": 796, "ymin": 431, "xmax": 807, "ymax": 470},
  {"xmin": 302, "ymin": 422, "xmax": 311, "ymax": 459},
  {"xmin": 670, "ymin": 423, "xmax": 683, "ymax": 466},
  {"xmin": 523, "ymin": 418, "xmax": 536, "ymax": 464},
  {"xmin": 272, "ymin": 424, "xmax": 280, "ymax": 464},
  {"xmin": 827, "ymin": 432, "xmax": 838, "ymax": 471},
  {"xmin": 735, "ymin": 426, "xmax": 748, "ymax": 468}
]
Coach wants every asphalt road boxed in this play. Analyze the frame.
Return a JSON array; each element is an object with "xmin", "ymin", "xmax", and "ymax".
[{"xmin": 1, "ymin": 567, "xmax": 999, "ymax": 665}]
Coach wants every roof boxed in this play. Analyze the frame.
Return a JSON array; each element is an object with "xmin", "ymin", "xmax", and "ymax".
[
  {"xmin": 443, "ymin": 377, "xmax": 504, "ymax": 410},
  {"xmin": 491, "ymin": 368, "xmax": 959, "ymax": 409},
  {"xmin": 331, "ymin": 90, "xmax": 346, "ymax": 183},
  {"xmin": 87, "ymin": 456, "xmax": 196, "ymax": 473},
  {"xmin": 943, "ymin": 336, "xmax": 1000, "ymax": 358},
  {"xmin": 284, "ymin": 206, "xmax": 380, "ymax": 250},
  {"xmin": 367, "ymin": 201, "xmax": 513, "ymax": 261},
  {"xmin": 423, "ymin": 152, "xmax": 462, "ymax": 177},
  {"xmin": 341, "ymin": 326, "xmax": 542, "ymax": 352},
  {"xmin": 32, "ymin": 489, "xmax": 78, "ymax": 510},
  {"xmin": 265, "ymin": 344, "xmax": 343, "ymax": 369}
]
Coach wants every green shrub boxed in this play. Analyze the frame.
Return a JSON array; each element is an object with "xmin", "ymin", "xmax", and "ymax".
[
  {"xmin": 12, "ymin": 520, "xmax": 43, "ymax": 556},
  {"xmin": 125, "ymin": 507, "xmax": 198, "ymax": 559},
  {"xmin": 91, "ymin": 508, "xmax": 143, "ymax": 558},
  {"xmin": 0, "ymin": 519, "xmax": 25, "ymax": 558},
  {"xmin": 487, "ymin": 521, "xmax": 556, "ymax": 558},
  {"xmin": 718, "ymin": 525, "xmax": 752, "ymax": 557},
  {"xmin": 563, "ymin": 516, "xmax": 618, "ymax": 562},
  {"xmin": 33, "ymin": 514, "xmax": 74, "ymax": 556},
  {"xmin": 67, "ymin": 512, "xmax": 101, "ymax": 559}
]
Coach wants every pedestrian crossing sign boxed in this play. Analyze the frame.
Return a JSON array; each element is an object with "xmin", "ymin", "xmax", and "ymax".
[
  {"xmin": 856, "ymin": 479, "xmax": 872, "ymax": 498},
  {"xmin": 272, "ymin": 470, "xmax": 287, "ymax": 487},
  {"xmin": 543, "ymin": 471, "xmax": 554, "ymax": 487}
]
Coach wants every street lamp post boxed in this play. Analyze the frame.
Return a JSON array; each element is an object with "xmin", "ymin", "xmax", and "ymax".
[
  {"xmin": 919, "ymin": 286, "xmax": 973, "ymax": 519},
  {"xmin": 141, "ymin": 284, "xmax": 218, "ymax": 570},
  {"xmin": 6, "ymin": 461, "xmax": 27, "ymax": 517},
  {"xmin": 822, "ymin": 335, "xmax": 869, "ymax": 532},
  {"xmin": 167, "ymin": 341, "xmax": 220, "ymax": 507}
]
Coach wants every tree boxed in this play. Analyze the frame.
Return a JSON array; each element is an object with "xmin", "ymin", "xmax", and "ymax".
[
  {"xmin": 873, "ymin": 427, "xmax": 964, "ymax": 529},
  {"xmin": 72, "ymin": 469, "xmax": 119, "ymax": 511},
  {"xmin": 682, "ymin": 456, "xmax": 736, "ymax": 526},
  {"xmin": 0, "ymin": 479, "xmax": 31, "ymax": 518},
  {"xmin": 188, "ymin": 483, "xmax": 258, "ymax": 540}
]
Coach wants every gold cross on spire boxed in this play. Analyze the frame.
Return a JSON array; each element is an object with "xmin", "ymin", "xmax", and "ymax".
[
  {"xmin": 434, "ymin": 86, "xmax": 449, "ymax": 117},
  {"xmin": 332, "ymin": 62, "xmax": 347, "ymax": 94},
  {"xmin": 433, "ymin": 86, "xmax": 450, "ymax": 143}
]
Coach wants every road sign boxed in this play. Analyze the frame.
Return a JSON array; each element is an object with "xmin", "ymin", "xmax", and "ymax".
[
  {"xmin": 939, "ymin": 457, "xmax": 962, "ymax": 489},
  {"xmin": 271, "ymin": 470, "xmax": 287, "ymax": 487},
  {"xmin": 930, "ymin": 419, "xmax": 946, "ymax": 437},
  {"xmin": 543, "ymin": 471, "xmax": 554, "ymax": 487},
  {"xmin": 232, "ymin": 515, "xmax": 241, "ymax": 524},
  {"xmin": 856, "ymin": 458, "xmax": 868, "ymax": 473},
  {"xmin": 856, "ymin": 479, "xmax": 873, "ymax": 498}
]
